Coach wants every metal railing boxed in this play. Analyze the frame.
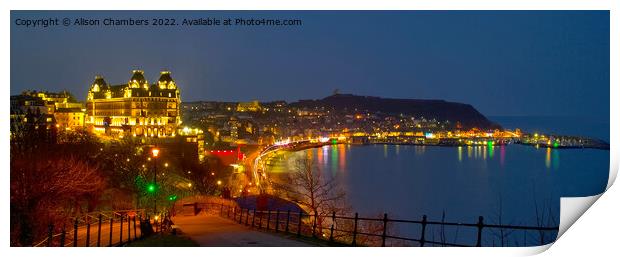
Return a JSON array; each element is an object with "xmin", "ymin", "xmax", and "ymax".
[
  {"xmin": 195, "ymin": 202, "xmax": 558, "ymax": 247},
  {"xmin": 32, "ymin": 209, "xmax": 174, "ymax": 247}
]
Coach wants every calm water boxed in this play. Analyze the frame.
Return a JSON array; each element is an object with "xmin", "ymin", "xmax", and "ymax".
[{"xmin": 266, "ymin": 117, "xmax": 610, "ymax": 246}]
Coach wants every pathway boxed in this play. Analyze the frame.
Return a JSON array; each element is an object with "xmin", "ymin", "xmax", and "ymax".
[{"xmin": 172, "ymin": 214, "xmax": 314, "ymax": 247}]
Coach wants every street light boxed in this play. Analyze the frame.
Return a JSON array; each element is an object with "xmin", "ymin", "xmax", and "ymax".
[
  {"xmin": 152, "ymin": 147, "xmax": 160, "ymax": 215},
  {"xmin": 152, "ymin": 148, "xmax": 160, "ymax": 157}
]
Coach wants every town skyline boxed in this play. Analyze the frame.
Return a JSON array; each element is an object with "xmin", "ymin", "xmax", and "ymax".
[
  {"xmin": 11, "ymin": 11, "xmax": 609, "ymax": 119},
  {"xmin": 9, "ymin": 9, "xmax": 612, "ymax": 249}
]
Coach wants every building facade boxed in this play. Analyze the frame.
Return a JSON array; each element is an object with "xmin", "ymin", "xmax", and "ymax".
[
  {"xmin": 85, "ymin": 70, "xmax": 181, "ymax": 137},
  {"xmin": 21, "ymin": 90, "xmax": 86, "ymax": 130},
  {"xmin": 10, "ymin": 94, "xmax": 57, "ymax": 143},
  {"xmin": 54, "ymin": 108, "xmax": 85, "ymax": 130}
]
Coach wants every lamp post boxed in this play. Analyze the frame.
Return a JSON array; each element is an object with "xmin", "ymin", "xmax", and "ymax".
[{"xmin": 152, "ymin": 148, "xmax": 160, "ymax": 216}]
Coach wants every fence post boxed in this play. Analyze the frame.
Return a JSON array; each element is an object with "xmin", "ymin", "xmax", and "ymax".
[
  {"xmin": 160, "ymin": 215, "xmax": 163, "ymax": 234},
  {"xmin": 330, "ymin": 211, "xmax": 336, "ymax": 242},
  {"xmin": 97, "ymin": 214, "xmax": 102, "ymax": 247},
  {"xmin": 297, "ymin": 211, "xmax": 303, "ymax": 237},
  {"xmin": 119, "ymin": 215, "xmax": 123, "ymax": 245},
  {"xmin": 239, "ymin": 208, "xmax": 244, "ymax": 224},
  {"xmin": 275, "ymin": 210, "xmax": 280, "ymax": 232},
  {"xmin": 220, "ymin": 203, "xmax": 224, "ymax": 216},
  {"xmin": 420, "ymin": 215, "xmax": 427, "ymax": 247},
  {"xmin": 267, "ymin": 210, "xmax": 271, "ymax": 230},
  {"xmin": 381, "ymin": 213, "xmax": 388, "ymax": 247},
  {"xmin": 47, "ymin": 224, "xmax": 54, "ymax": 247},
  {"xmin": 352, "ymin": 212, "xmax": 358, "ymax": 246},
  {"xmin": 246, "ymin": 209, "xmax": 250, "ymax": 226},
  {"xmin": 227, "ymin": 206, "xmax": 231, "ymax": 218},
  {"xmin": 259, "ymin": 211, "xmax": 263, "ymax": 229},
  {"xmin": 73, "ymin": 218, "xmax": 78, "ymax": 247},
  {"xmin": 133, "ymin": 216, "xmax": 137, "ymax": 241},
  {"xmin": 252, "ymin": 209, "xmax": 256, "ymax": 227},
  {"xmin": 109, "ymin": 217, "xmax": 113, "ymax": 246},
  {"xmin": 85, "ymin": 217, "xmax": 91, "ymax": 247},
  {"xmin": 312, "ymin": 211, "xmax": 317, "ymax": 238},
  {"xmin": 476, "ymin": 216, "xmax": 484, "ymax": 247},
  {"xmin": 60, "ymin": 224, "xmax": 66, "ymax": 247},
  {"xmin": 285, "ymin": 210, "xmax": 291, "ymax": 233}
]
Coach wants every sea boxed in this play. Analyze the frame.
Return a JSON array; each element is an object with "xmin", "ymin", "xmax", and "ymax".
[{"xmin": 265, "ymin": 116, "xmax": 610, "ymax": 246}]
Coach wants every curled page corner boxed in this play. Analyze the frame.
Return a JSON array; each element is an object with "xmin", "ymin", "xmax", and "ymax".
[
  {"xmin": 557, "ymin": 194, "xmax": 602, "ymax": 239},
  {"xmin": 552, "ymin": 142, "xmax": 617, "ymax": 246},
  {"xmin": 525, "ymin": 243, "xmax": 554, "ymax": 256},
  {"xmin": 606, "ymin": 144, "xmax": 618, "ymax": 189}
]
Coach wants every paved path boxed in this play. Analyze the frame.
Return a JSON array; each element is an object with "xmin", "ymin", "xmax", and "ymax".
[{"xmin": 172, "ymin": 214, "xmax": 313, "ymax": 246}]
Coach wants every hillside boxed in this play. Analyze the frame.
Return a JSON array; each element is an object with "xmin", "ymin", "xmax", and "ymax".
[{"xmin": 290, "ymin": 94, "xmax": 500, "ymax": 129}]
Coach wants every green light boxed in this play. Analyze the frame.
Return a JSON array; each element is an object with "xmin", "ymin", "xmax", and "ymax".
[
  {"xmin": 487, "ymin": 141, "xmax": 493, "ymax": 147},
  {"xmin": 147, "ymin": 183, "xmax": 157, "ymax": 193},
  {"xmin": 553, "ymin": 142, "xmax": 559, "ymax": 148},
  {"xmin": 168, "ymin": 194, "xmax": 177, "ymax": 201}
]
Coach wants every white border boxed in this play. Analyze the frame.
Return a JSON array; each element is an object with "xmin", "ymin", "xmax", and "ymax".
[{"xmin": 2, "ymin": 1, "xmax": 617, "ymax": 256}]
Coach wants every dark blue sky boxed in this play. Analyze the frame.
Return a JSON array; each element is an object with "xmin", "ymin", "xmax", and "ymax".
[{"xmin": 11, "ymin": 11, "xmax": 609, "ymax": 118}]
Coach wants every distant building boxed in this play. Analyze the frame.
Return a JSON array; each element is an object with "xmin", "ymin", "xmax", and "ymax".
[
  {"xmin": 236, "ymin": 100, "xmax": 262, "ymax": 112},
  {"xmin": 228, "ymin": 116, "xmax": 240, "ymax": 141},
  {"xmin": 162, "ymin": 127, "xmax": 206, "ymax": 162},
  {"xmin": 20, "ymin": 90, "xmax": 86, "ymax": 130},
  {"xmin": 54, "ymin": 108, "xmax": 85, "ymax": 130},
  {"xmin": 85, "ymin": 70, "xmax": 181, "ymax": 137},
  {"xmin": 10, "ymin": 94, "xmax": 57, "ymax": 143},
  {"xmin": 22, "ymin": 90, "xmax": 83, "ymax": 110},
  {"xmin": 10, "ymin": 94, "xmax": 49, "ymax": 117},
  {"xmin": 262, "ymin": 100, "xmax": 287, "ymax": 112}
]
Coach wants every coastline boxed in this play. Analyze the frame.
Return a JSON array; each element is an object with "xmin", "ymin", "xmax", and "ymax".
[{"xmin": 278, "ymin": 139, "xmax": 610, "ymax": 153}]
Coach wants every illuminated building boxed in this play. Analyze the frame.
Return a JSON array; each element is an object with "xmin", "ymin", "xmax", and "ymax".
[
  {"xmin": 177, "ymin": 126, "xmax": 205, "ymax": 161},
  {"xmin": 229, "ymin": 116, "xmax": 240, "ymax": 141},
  {"xmin": 20, "ymin": 90, "xmax": 87, "ymax": 130},
  {"xmin": 85, "ymin": 70, "xmax": 181, "ymax": 136},
  {"xmin": 54, "ymin": 108, "xmax": 85, "ymax": 130},
  {"xmin": 10, "ymin": 94, "xmax": 57, "ymax": 143},
  {"xmin": 10, "ymin": 94, "xmax": 49, "ymax": 116},
  {"xmin": 21, "ymin": 90, "xmax": 83, "ymax": 110},
  {"xmin": 236, "ymin": 100, "xmax": 262, "ymax": 112}
]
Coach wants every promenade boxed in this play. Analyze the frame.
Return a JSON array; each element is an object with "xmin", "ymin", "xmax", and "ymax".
[{"xmin": 172, "ymin": 214, "xmax": 314, "ymax": 247}]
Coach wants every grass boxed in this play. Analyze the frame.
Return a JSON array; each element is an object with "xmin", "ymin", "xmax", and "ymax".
[{"xmin": 126, "ymin": 234, "xmax": 199, "ymax": 247}]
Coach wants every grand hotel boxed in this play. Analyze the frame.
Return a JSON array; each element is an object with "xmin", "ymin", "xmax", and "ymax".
[{"xmin": 86, "ymin": 70, "xmax": 181, "ymax": 137}]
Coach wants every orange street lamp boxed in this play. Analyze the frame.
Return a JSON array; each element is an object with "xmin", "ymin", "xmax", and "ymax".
[
  {"xmin": 152, "ymin": 148, "xmax": 160, "ymax": 158},
  {"xmin": 152, "ymin": 147, "xmax": 160, "ymax": 215}
]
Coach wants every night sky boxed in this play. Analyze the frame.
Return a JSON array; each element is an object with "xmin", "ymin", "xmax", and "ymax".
[{"xmin": 10, "ymin": 11, "xmax": 609, "ymax": 118}]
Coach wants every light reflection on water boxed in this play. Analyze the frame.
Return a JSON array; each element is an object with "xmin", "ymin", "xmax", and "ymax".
[
  {"xmin": 272, "ymin": 144, "xmax": 567, "ymax": 176},
  {"xmin": 266, "ymin": 144, "xmax": 607, "ymax": 235}
]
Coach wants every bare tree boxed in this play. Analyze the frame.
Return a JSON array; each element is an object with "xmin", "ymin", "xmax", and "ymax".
[
  {"xmin": 532, "ymin": 191, "xmax": 558, "ymax": 246},
  {"xmin": 272, "ymin": 155, "xmax": 346, "ymax": 232},
  {"xmin": 488, "ymin": 194, "xmax": 517, "ymax": 246},
  {"xmin": 10, "ymin": 123, "xmax": 107, "ymax": 246},
  {"xmin": 11, "ymin": 151, "xmax": 105, "ymax": 246}
]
